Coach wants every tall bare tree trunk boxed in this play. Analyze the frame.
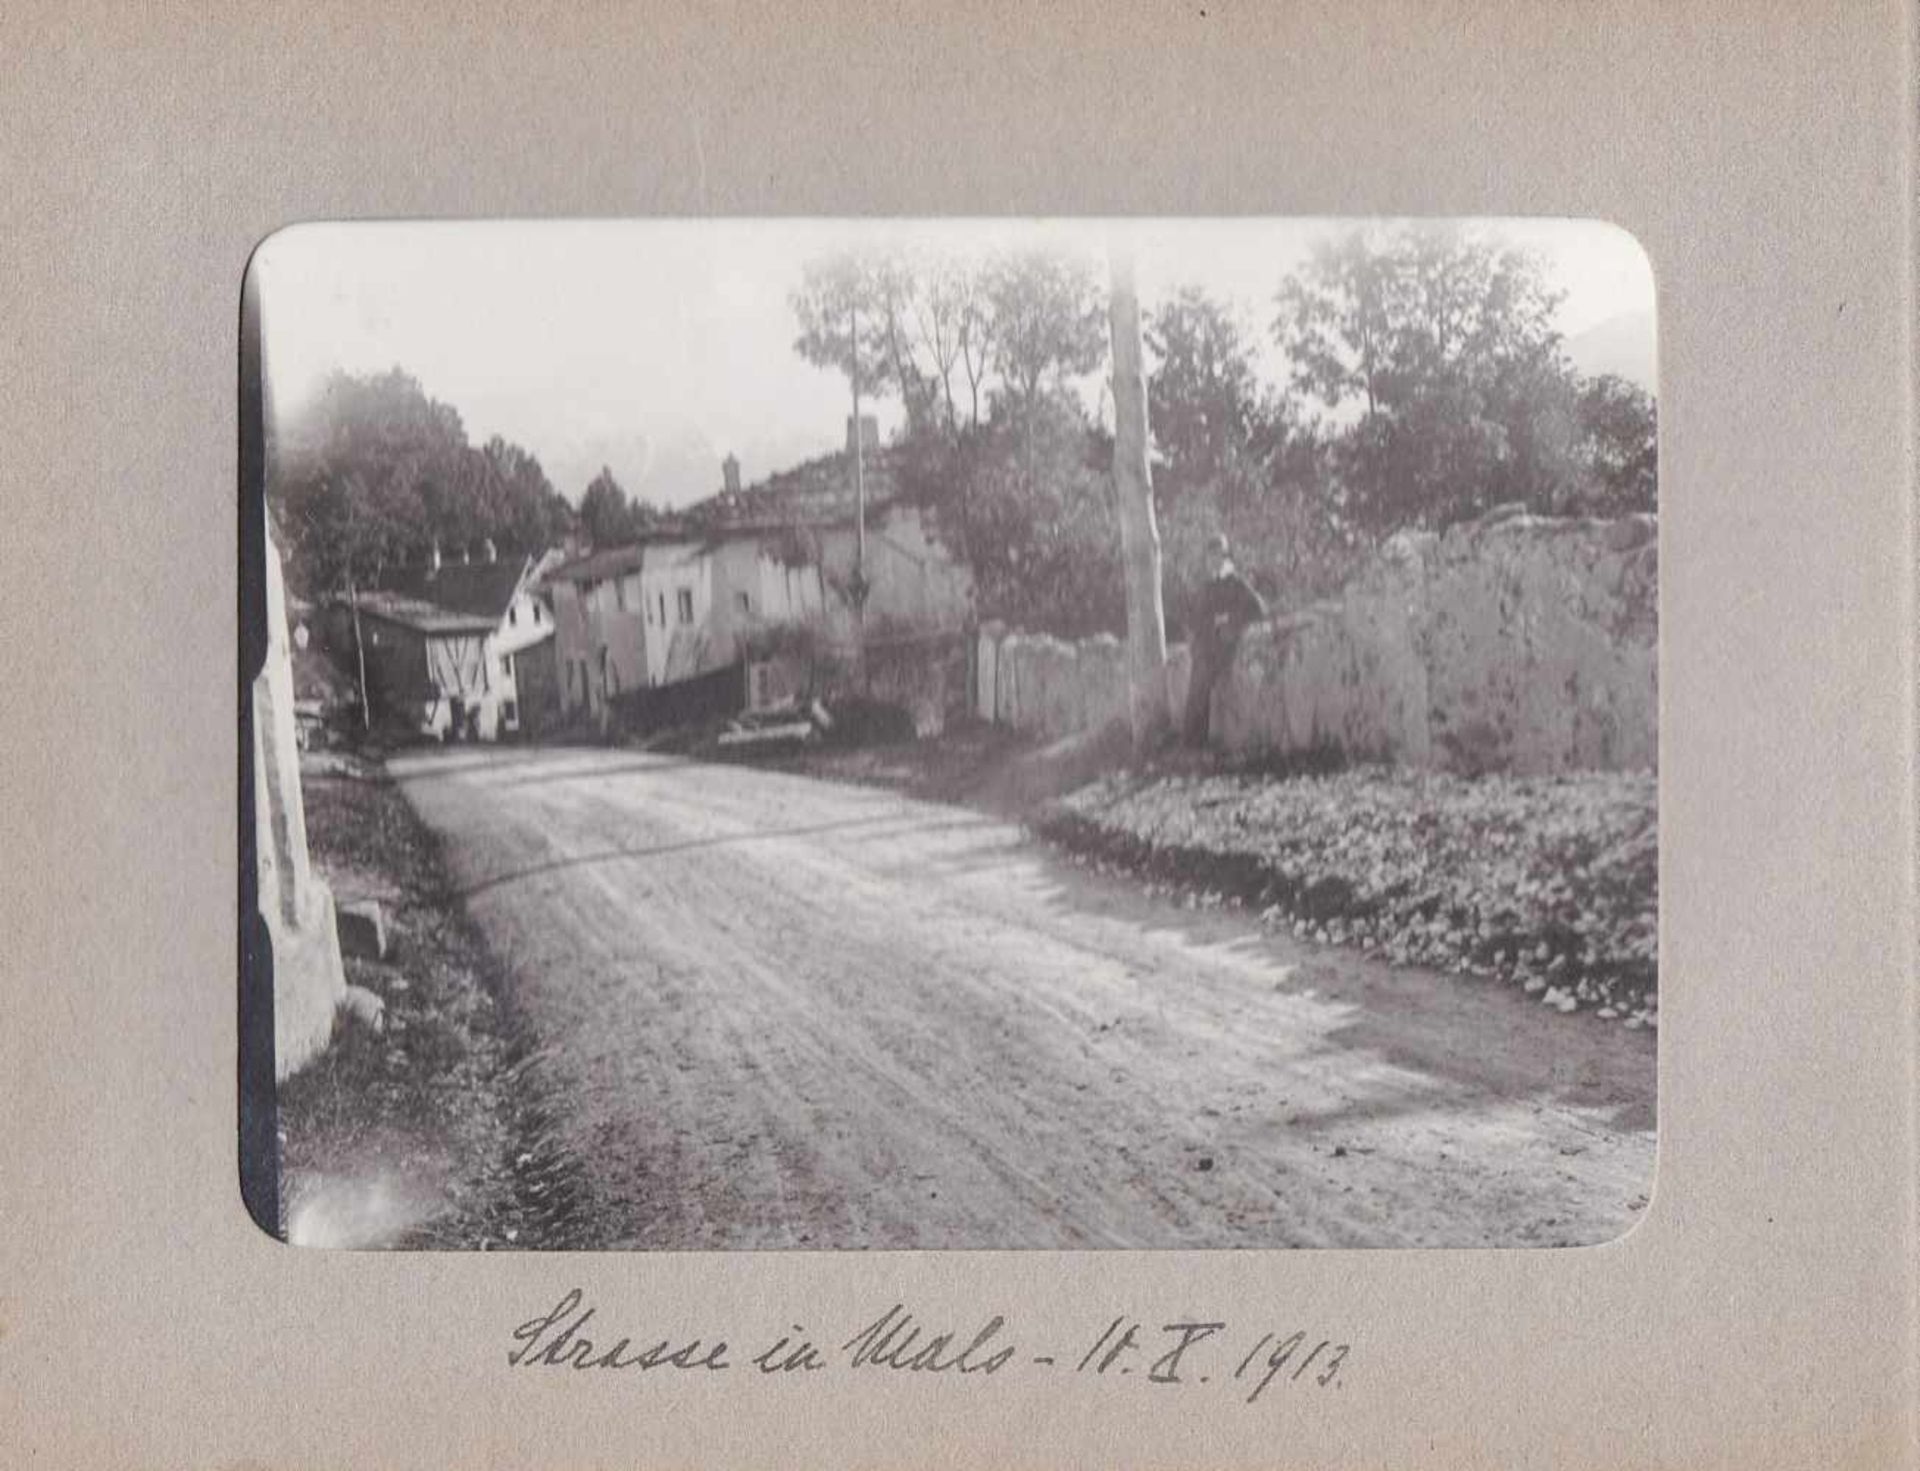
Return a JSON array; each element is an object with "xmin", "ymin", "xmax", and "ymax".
[
  {"xmin": 849, "ymin": 302, "xmax": 869, "ymax": 692},
  {"xmin": 1106, "ymin": 245, "xmax": 1169, "ymax": 752}
]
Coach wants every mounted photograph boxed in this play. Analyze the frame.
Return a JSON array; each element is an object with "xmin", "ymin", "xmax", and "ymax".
[{"xmin": 240, "ymin": 216, "xmax": 1659, "ymax": 1251}]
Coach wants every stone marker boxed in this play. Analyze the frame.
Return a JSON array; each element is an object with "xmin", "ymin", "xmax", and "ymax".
[{"xmin": 253, "ymin": 520, "xmax": 349, "ymax": 1081}]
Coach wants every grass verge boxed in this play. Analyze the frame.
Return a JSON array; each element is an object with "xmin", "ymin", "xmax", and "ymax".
[{"xmin": 276, "ymin": 756, "xmax": 534, "ymax": 1248}]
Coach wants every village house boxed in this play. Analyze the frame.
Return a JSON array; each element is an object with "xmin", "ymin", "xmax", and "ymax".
[
  {"xmin": 540, "ymin": 424, "xmax": 974, "ymax": 725},
  {"xmin": 328, "ymin": 542, "xmax": 561, "ymax": 740},
  {"xmin": 542, "ymin": 529, "xmax": 779, "ymax": 716},
  {"xmin": 689, "ymin": 432, "xmax": 973, "ymax": 651},
  {"xmin": 541, "ymin": 543, "xmax": 647, "ymax": 720},
  {"xmin": 636, "ymin": 534, "xmax": 718, "ymax": 687}
]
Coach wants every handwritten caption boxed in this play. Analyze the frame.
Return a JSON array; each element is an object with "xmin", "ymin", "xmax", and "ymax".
[{"xmin": 509, "ymin": 1290, "xmax": 1350, "ymax": 1403}]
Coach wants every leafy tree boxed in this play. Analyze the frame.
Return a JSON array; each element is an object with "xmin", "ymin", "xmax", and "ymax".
[
  {"xmin": 1274, "ymin": 225, "xmax": 1586, "ymax": 530},
  {"xmin": 1156, "ymin": 436, "xmax": 1369, "ymax": 635},
  {"xmin": 578, "ymin": 466, "xmax": 631, "ymax": 548},
  {"xmin": 791, "ymin": 246, "xmax": 979, "ymax": 439},
  {"xmin": 790, "ymin": 252, "xmax": 905, "ymax": 405},
  {"xmin": 1138, "ymin": 285, "xmax": 1358, "ymax": 626},
  {"xmin": 480, "ymin": 435, "xmax": 573, "ymax": 552},
  {"xmin": 1571, "ymin": 374, "xmax": 1658, "ymax": 514},
  {"xmin": 270, "ymin": 367, "xmax": 571, "ymax": 595},
  {"xmin": 954, "ymin": 262, "xmax": 997, "ymax": 431},
  {"xmin": 274, "ymin": 369, "xmax": 468, "ymax": 592},
  {"xmin": 1146, "ymin": 286, "xmax": 1272, "ymax": 496},
  {"xmin": 981, "ymin": 247, "xmax": 1107, "ymax": 417},
  {"xmin": 790, "ymin": 244, "xmax": 1109, "ymax": 445},
  {"xmin": 900, "ymin": 395, "xmax": 1123, "ymax": 638},
  {"xmin": 576, "ymin": 465, "xmax": 667, "ymax": 548},
  {"xmin": 904, "ymin": 254, "xmax": 976, "ymax": 436},
  {"xmin": 865, "ymin": 250, "xmax": 941, "ymax": 430}
]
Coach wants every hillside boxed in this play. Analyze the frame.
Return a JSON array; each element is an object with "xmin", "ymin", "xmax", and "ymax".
[{"xmin": 1566, "ymin": 310, "xmax": 1658, "ymax": 392}]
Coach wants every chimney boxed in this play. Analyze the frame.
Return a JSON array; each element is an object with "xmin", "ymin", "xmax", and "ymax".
[
  {"xmin": 722, "ymin": 453, "xmax": 741, "ymax": 497},
  {"xmin": 846, "ymin": 414, "xmax": 879, "ymax": 458},
  {"xmin": 482, "ymin": 537, "xmax": 498, "ymax": 564}
]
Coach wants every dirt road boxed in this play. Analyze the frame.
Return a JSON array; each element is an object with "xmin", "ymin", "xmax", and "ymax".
[{"xmin": 392, "ymin": 745, "xmax": 1655, "ymax": 1249}]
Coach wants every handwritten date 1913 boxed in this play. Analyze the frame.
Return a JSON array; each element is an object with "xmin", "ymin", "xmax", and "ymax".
[{"xmin": 1076, "ymin": 1317, "xmax": 1350, "ymax": 1402}]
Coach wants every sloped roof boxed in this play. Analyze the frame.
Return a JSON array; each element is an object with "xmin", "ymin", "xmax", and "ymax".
[
  {"xmin": 536, "ymin": 448, "xmax": 905, "ymax": 578},
  {"xmin": 382, "ymin": 557, "xmax": 530, "ymax": 619},
  {"xmin": 543, "ymin": 543, "xmax": 649, "ymax": 584},
  {"xmin": 351, "ymin": 591, "xmax": 497, "ymax": 636},
  {"xmin": 685, "ymin": 447, "xmax": 900, "ymax": 534}
]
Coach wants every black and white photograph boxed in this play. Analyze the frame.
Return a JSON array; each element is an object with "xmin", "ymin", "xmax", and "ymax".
[{"xmin": 243, "ymin": 216, "xmax": 1659, "ymax": 1252}]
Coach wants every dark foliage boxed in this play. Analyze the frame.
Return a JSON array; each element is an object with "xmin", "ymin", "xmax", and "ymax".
[
  {"xmin": 898, "ymin": 394, "xmax": 1126, "ymax": 639},
  {"xmin": 270, "ymin": 368, "xmax": 574, "ymax": 596}
]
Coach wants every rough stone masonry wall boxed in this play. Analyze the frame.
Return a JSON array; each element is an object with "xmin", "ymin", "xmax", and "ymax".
[{"xmin": 979, "ymin": 506, "xmax": 1657, "ymax": 775}]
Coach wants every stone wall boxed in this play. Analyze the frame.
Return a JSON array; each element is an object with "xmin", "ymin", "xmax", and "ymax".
[{"xmin": 977, "ymin": 506, "xmax": 1657, "ymax": 774}]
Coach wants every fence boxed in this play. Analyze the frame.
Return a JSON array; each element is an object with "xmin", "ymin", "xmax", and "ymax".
[{"xmin": 608, "ymin": 660, "xmax": 747, "ymax": 737}]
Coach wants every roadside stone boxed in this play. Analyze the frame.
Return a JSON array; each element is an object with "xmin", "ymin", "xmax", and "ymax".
[
  {"xmin": 337, "ymin": 898, "xmax": 390, "ymax": 960},
  {"xmin": 340, "ymin": 984, "xmax": 386, "ymax": 1032}
]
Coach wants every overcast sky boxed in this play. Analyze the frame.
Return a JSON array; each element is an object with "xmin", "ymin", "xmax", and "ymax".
[{"xmin": 254, "ymin": 217, "xmax": 1656, "ymax": 509}]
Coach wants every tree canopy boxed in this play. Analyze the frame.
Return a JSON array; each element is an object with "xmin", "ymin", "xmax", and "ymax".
[
  {"xmin": 791, "ymin": 244, "xmax": 1110, "ymax": 441},
  {"xmin": 270, "ymin": 368, "xmax": 573, "ymax": 595},
  {"xmin": 577, "ymin": 465, "xmax": 666, "ymax": 549},
  {"xmin": 978, "ymin": 249, "xmax": 1107, "ymax": 419},
  {"xmin": 1145, "ymin": 287, "xmax": 1276, "ymax": 495},
  {"xmin": 1273, "ymin": 225, "xmax": 1602, "ymax": 530},
  {"xmin": 821, "ymin": 228, "xmax": 1654, "ymax": 639}
]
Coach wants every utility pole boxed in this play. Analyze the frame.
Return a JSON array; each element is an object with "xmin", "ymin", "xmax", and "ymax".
[
  {"xmin": 1106, "ymin": 242, "xmax": 1170, "ymax": 752},
  {"xmin": 348, "ymin": 571, "xmax": 371, "ymax": 731},
  {"xmin": 848, "ymin": 298, "xmax": 871, "ymax": 689}
]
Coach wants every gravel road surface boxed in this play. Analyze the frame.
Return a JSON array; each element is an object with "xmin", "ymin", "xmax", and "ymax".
[{"xmin": 392, "ymin": 745, "xmax": 1655, "ymax": 1249}]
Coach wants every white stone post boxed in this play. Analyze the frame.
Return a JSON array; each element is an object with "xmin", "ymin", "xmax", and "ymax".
[{"xmin": 254, "ymin": 519, "xmax": 348, "ymax": 1080}]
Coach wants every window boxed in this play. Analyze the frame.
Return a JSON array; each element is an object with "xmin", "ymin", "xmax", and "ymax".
[
  {"xmin": 615, "ymin": 577, "xmax": 627, "ymax": 612},
  {"xmin": 533, "ymin": 602, "xmax": 543, "ymax": 625},
  {"xmin": 677, "ymin": 588, "xmax": 694, "ymax": 625},
  {"xmin": 735, "ymin": 591, "xmax": 751, "ymax": 615},
  {"xmin": 509, "ymin": 605, "xmax": 518, "ymax": 627},
  {"xmin": 657, "ymin": 592, "xmax": 667, "ymax": 626}
]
